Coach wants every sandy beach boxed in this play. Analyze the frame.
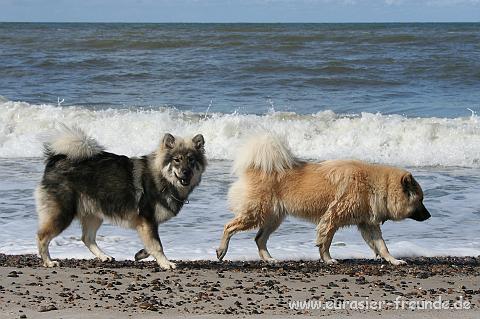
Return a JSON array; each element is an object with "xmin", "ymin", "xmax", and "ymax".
[{"xmin": 0, "ymin": 254, "xmax": 478, "ymax": 318}]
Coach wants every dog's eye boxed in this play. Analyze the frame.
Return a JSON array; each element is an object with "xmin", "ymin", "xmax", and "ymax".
[
  {"xmin": 188, "ymin": 157, "xmax": 195, "ymax": 164},
  {"xmin": 173, "ymin": 158, "xmax": 180, "ymax": 163}
]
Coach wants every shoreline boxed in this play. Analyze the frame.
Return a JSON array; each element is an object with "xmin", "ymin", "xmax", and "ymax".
[{"xmin": 1, "ymin": 254, "xmax": 479, "ymax": 318}]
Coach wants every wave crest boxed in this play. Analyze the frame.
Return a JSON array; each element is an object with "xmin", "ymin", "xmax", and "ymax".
[{"xmin": 0, "ymin": 100, "xmax": 479, "ymax": 167}]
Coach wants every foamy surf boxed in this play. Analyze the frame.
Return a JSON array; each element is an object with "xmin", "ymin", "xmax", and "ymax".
[
  {"xmin": 1, "ymin": 222, "xmax": 479, "ymax": 261},
  {"xmin": 0, "ymin": 99, "xmax": 479, "ymax": 167}
]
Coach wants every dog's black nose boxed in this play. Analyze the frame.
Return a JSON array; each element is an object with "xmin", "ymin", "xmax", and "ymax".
[
  {"xmin": 423, "ymin": 208, "xmax": 431, "ymax": 220},
  {"xmin": 410, "ymin": 204, "xmax": 431, "ymax": 222}
]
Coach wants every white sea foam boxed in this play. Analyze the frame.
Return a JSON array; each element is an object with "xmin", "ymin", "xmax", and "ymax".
[
  {"xmin": 1, "ymin": 222, "xmax": 479, "ymax": 261},
  {"xmin": 0, "ymin": 100, "xmax": 479, "ymax": 167}
]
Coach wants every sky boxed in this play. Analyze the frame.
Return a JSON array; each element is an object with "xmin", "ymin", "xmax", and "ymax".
[{"xmin": 0, "ymin": 0, "xmax": 479, "ymax": 23}]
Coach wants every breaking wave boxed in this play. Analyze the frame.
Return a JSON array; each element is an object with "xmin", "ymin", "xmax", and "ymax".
[{"xmin": 0, "ymin": 99, "xmax": 479, "ymax": 167}]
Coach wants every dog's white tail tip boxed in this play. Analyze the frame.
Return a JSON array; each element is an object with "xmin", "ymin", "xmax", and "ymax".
[
  {"xmin": 232, "ymin": 133, "xmax": 298, "ymax": 175},
  {"xmin": 45, "ymin": 124, "xmax": 104, "ymax": 161}
]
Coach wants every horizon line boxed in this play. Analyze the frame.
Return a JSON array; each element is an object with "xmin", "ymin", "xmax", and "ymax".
[{"xmin": 1, "ymin": 20, "xmax": 479, "ymax": 24}]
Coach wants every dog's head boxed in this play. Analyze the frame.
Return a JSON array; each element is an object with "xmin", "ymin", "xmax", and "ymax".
[
  {"xmin": 391, "ymin": 172, "xmax": 431, "ymax": 222},
  {"xmin": 402, "ymin": 173, "xmax": 431, "ymax": 221},
  {"xmin": 156, "ymin": 133, "xmax": 207, "ymax": 189}
]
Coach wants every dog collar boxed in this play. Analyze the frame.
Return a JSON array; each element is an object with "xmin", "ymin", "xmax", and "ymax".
[{"xmin": 161, "ymin": 187, "xmax": 189, "ymax": 205}]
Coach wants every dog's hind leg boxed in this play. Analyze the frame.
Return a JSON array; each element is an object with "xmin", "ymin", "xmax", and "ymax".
[
  {"xmin": 134, "ymin": 248, "xmax": 150, "ymax": 261},
  {"xmin": 255, "ymin": 215, "xmax": 284, "ymax": 262},
  {"xmin": 36, "ymin": 192, "xmax": 74, "ymax": 267},
  {"xmin": 358, "ymin": 223, "xmax": 380, "ymax": 258},
  {"xmin": 135, "ymin": 217, "xmax": 175, "ymax": 270},
  {"xmin": 216, "ymin": 214, "xmax": 258, "ymax": 261},
  {"xmin": 80, "ymin": 216, "xmax": 113, "ymax": 262},
  {"xmin": 359, "ymin": 224, "xmax": 406, "ymax": 265}
]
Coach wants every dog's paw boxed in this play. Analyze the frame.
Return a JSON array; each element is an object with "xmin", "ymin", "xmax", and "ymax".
[
  {"xmin": 99, "ymin": 255, "xmax": 115, "ymax": 262},
  {"xmin": 216, "ymin": 248, "xmax": 227, "ymax": 261},
  {"xmin": 134, "ymin": 249, "xmax": 150, "ymax": 261},
  {"xmin": 325, "ymin": 259, "xmax": 339, "ymax": 265},
  {"xmin": 158, "ymin": 260, "xmax": 176, "ymax": 270},
  {"xmin": 262, "ymin": 257, "xmax": 278, "ymax": 264},
  {"xmin": 43, "ymin": 260, "xmax": 60, "ymax": 268},
  {"xmin": 389, "ymin": 259, "xmax": 407, "ymax": 266}
]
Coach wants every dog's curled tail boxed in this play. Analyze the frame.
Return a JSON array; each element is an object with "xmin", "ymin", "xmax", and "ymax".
[
  {"xmin": 44, "ymin": 124, "xmax": 104, "ymax": 161},
  {"xmin": 232, "ymin": 133, "xmax": 298, "ymax": 175}
]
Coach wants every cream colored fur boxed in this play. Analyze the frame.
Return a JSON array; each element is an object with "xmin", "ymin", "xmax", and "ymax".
[
  {"xmin": 232, "ymin": 134, "xmax": 299, "ymax": 176},
  {"xmin": 218, "ymin": 134, "xmax": 427, "ymax": 266},
  {"xmin": 46, "ymin": 124, "xmax": 104, "ymax": 161}
]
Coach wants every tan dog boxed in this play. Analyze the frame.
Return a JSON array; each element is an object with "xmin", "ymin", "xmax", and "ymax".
[{"xmin": 216, "ymin": 134, "xmax": 430, "ymax": 265}]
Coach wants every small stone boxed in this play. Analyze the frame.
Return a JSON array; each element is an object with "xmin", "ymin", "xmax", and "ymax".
[
  {"xmin": 38, "ymin": 305, "xmax": 57, "ymax": 312},
  {"xmin": 139, "ymin": 302, "xmax": 158, "ymax": 311}
]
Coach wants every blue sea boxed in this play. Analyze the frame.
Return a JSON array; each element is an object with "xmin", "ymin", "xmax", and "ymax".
[{"xmin": 0, "ymin": 23, "xmax": 479, "ymax": 261}]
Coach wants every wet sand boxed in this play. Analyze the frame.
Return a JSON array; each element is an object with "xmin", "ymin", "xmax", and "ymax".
[{"xmin": 0, "ymin": 254, "xmax": 479, "ymax": 318}]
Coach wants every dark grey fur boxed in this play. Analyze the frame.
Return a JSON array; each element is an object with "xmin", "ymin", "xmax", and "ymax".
[{"xmin": 36, "ymin": 131, "xmax": 206, "ymax": 269}]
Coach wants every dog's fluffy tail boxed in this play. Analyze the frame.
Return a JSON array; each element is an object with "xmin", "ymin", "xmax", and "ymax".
[
  {"xmin": 44, "ymin": 124, "xmax": 104, "ymax": 161},
  {"xmin": 232, "ymin": 133, "xmax": 298, "ymax": 175}
]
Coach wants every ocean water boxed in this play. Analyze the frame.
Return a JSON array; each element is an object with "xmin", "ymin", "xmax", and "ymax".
[{"xmin": 0, "ymin": 23, "xmax": 479, "ymax": 261}]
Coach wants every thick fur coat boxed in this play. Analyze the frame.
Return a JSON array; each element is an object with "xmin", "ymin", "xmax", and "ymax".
[
  {"xmin": 36, "ymin": 125, "xmax": 206, "ymax": 269},
  {"xmin": 217, "ymin": 134, "xmax": 430, "ymax": 265}
]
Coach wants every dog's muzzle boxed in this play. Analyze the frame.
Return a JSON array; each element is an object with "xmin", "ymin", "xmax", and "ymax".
[
  {"xmin": 175, "ymin": 170, "xmax": 192, "ymax": 186},
  {"xmin": 409, "ymin": 204, "xmax": 431, "ymax": 222}
]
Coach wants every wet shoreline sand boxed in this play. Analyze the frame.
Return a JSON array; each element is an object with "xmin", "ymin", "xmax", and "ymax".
[{"xmin": 1, "ymin": 254, "xmax": 479, "ymax": 318}]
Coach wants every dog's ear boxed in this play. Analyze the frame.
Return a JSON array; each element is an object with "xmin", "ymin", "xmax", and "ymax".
[
  {"xmin": 192, "ymin": 134, "xmax": 205, "ymax": 151},
  {"xmin": 401, "ymin": 173, "xmax": 415, "ymax": 194},
  {"xmin": 162, "ymin": 133, "xmax": 175, "ymax": 149}
]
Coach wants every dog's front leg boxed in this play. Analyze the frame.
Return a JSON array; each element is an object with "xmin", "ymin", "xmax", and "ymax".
[
  {"xmin": 358, "ymin": 223, "xmax": 381, "ymax": 258},
  {"xmin": 316, "ymin": 219, "xmax": 338, "ymax": 265},
  {"xmin": 135, "ymin": 218, "xmax": 176, "ymax": 270},
  {"xmin": 362, "ymin": 224, "xmax": 406, "ymax": 266}
]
